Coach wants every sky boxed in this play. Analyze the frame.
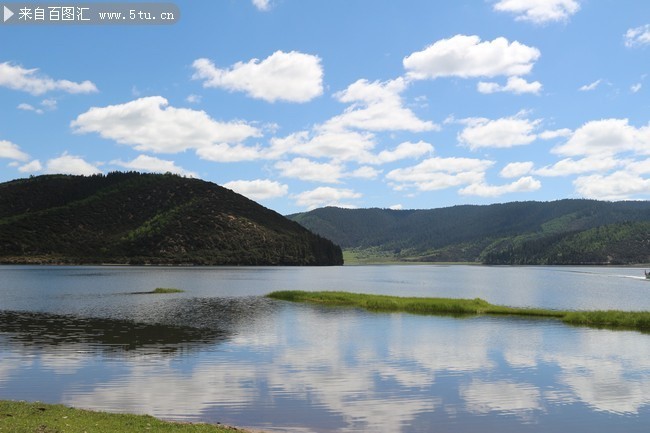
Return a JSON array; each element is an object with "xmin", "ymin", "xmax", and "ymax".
[{"xmin": 1, "ymin": 0, "xmax": 649, "ymax": 214}]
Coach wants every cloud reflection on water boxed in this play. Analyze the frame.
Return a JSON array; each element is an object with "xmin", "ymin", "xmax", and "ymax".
[{"xmin": 0, "ymin": 301, "xmax": 649, "ymax": 432}]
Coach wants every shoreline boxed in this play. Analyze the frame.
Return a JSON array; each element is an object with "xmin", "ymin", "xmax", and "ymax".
[{"xmin": 0, "ymin": 400, "xmax": 269, "ymax": 433}]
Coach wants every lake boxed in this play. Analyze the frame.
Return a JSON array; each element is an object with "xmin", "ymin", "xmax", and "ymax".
[{"xmin": 1, "ymin": 265, "xmax": 649, "ymax": 432}]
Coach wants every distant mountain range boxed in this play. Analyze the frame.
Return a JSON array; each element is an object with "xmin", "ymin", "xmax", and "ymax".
[
  {"xmin": 288, "ymin": 200, "xmax": 650, "ymax": 265},
  {"xmin": 0, "ymin": 173, "xmax": 342, "ymax": 265}
]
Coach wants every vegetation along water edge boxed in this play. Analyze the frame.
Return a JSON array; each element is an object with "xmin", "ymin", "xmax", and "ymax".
[
  {"xmin": 267, "ymin": 290, "xmax": 650, "ymax": 332},
  {"xmin": 0, "ymin": 400, "xmax": 259, "ymax": 433}
]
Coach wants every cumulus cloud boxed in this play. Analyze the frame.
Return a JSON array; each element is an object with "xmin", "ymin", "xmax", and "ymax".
[
  {"xmin": 538, "ymin": 128, "xmax": 572, "ymax": 140},
  {"xmin": 17, "ymin": 103, "xmax": 43, "ymax": 114},
  {"xmin": 275, "ymin": 158, "xmax": 346, "ymax": 183},
  {"xmin": 386, "ymin": 157, "xmax": 494, "ymax": 192},
  {"xmin": 223, "ymin": 179, "xmax": 288, "ymax": 200},
  {"xmin": 533, "ymin": 119, "xmax": 650, "ymax": 199},
  {"xmin": 111, "ymin": 154, "xmax": 198, "ymax": 177},
  {"xmin": 500, "ymin": 161, "xmax": 534, "ymax": 178},
  {"xmin": 624, "ymin": 24, "xmax": 650, "ymax": 48},
  {"xmin": 351, "ymin": 166, "xmax": 381, "ymax": 179},
  {"xmin": 459, "ymin": 176, "xmax": 541, "ymax": 197},
  {"xmin": 0, "ymin": 62, "xmax": 97, "ymax": 95},
  {"xmin": 477, "ymin": 76, "xmax": 542, "ymax": 94},
  {"xmin": 45, "ymin": 154, "xmax": 101, "ymax": 176},
  {"xmin": 493, "ymin": 0, "xmax": 580, "ymax": 24},
  {"xmin": 192, "ymin": 51, "xmax": 323, "ymax": 103},
  {"xmin": 18, "ymin": 160, "xmax": 43, "ymax": 173},
  {"xmin": 574, "ymin": 171, "xmax": 650, "ymax": 200},
  {"xmin": 374, "ymin": 141, "xmax": 434, "ymax": 164},
  {"xmin": 535, "ymin": 155, "xmax": 626, "ymax": 177},
  {"xmin": 324, "ymin": 78, "xmax": 437, "ymax": 132},
  {"xmin": 552, "ymin": 118, "xmax": 650, "ymax": 157},
  {"xmin": 267, "ymin": 129, "xmax": 377, "ymax": 163},
  {"xmin": 196, "ymin": 143, "xmax": 263, "ymax": 162},
  {"xmin": 631, "ymin": 83, "xmax": 642, "ymax": 93},
  {"xmin": 71, "ymin": 96, "xmax": 261, "ymax": 154},
  {"xmin": 293, "ymin": 186, "xmax": 362, "ymax": 210},
  {"xmin": 458, "ymin": 115, "xmax": 541, "ymax": 149},
  {"xmin": 0, "ymin": 140, "xmax": 30, "ymax": 161},
  {"xmin": 403, "ymin": 35, "xmax": 540, "ymax": 80},
  {"xmin": 252, "ymin": 0, "xmax": 271, "ymax": 11},
  {"xmin": 185, "ymin": 94, "xmax": 202, "ymax": 104}
]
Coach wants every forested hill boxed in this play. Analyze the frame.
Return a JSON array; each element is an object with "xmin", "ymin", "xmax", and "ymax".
[
  {"xmin": 287, "ymin": 200, "xmax": 650, "ymax": 265},
  {"xmin": 0, "ymin": 173, "xmax": 342, "ymax": 265}
]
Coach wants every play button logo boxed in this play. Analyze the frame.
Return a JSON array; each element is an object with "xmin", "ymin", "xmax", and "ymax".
[{"xmin": 3, "ymin": 6, "xmax": 14, "ymax": 22}]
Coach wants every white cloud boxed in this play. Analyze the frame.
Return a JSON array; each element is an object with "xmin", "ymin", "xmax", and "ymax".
[
  {"xmin": 624, "ymin": 24, "xmax": 650, "ymax": 48},
  {"xmin": 552, "ymin": 119, "xmax": 650, "ymax": 157},
  {"xmin": 192, "ymin": 51, "xmax": 323, "ymax": 103},
  {"xmin": 538, "ymin": 128, "xmax": 572, "ymax": 140},
  {"xmin": 631, "ymin": 83, "xmax": 642, "ymax": 93},
  {"xmin": 196, "ymin": 143, "xmax": 263, "ymax": 162},
  {"xmin": 268, "ymin": 129, "xmax": 377, "ymax": 163},
  {"xmin": 351, "ymin": 166, "xmax": 381, "ymax": 179},
  {"xmin": 185, "ymin": 94, "xmax": 202, "ymax": 104},
  {"xmin": 269, "ymin": 134, "xmax": 433, "ymax": 166},
  {"xmin": 223, "ymin": 179, "xmax": 288, "ymax": 200},
  {"xmin": 41, "ymin": 98, "xmax": 57, "ymax": 110},
  {"xmin": 252, "ymin": 0, "xmax": 271, "ymax": 11},
  {"xmin": 17, "ymin": 103, "xmax": 43, "ymax": 114},
  {"xmin": 458, "ymin": 115, "xmax": 541, "ymax": 149},
  {"xmin": 18, "ymin": 160, "xmax": 43, "ymax": 173},
  {"xmin": 500, "ymin": 161, "xmax": 534, "ymax": 178},
  {"xmin": 0, "ymin": 62, "xmax": 98, "ymax": 95},
  {"xmin": 493, "ymin": 0, "xmax": 580, "ymax": 24},
  {"xmin": 45, "ymin": 154, "xmax": 101, "ymax": 176},
  {"xmin": 535, "ymin": 155, "xmax": 626, "ymax": 177},
  {"xmin": 579, "ymin": 79, "xmax": 603, "ymax": 91},
  {"xmin": 477, "ymin": 76, "xmax": 542, "ymax": 94},
  {"xmin": 111, "ymin": 154, "xmax": 198, "ymax": 177},
  {"xmin": 71, "ymin": 96, "xmax": 261, "ymax": 154},
  {"xmin": 324, "ymin": 78, "xmax": 437, "ymax": 133},
  {"xmin": 375, "ymin": 141, "xmax": 434, "ymax": 164},
  {"xmin": 459, "ymin": 176, "xmax": 541, "ymax": 197},
  {"xmin": 386, "ymin": 157, "xmax": 494, "ymax": 192},
  {"xmin": 626, "ymin": 158, "xmax": 650, "ymax": 175},
  {"xmin": 389, "ymin": 204, "xmax": 403, "ymax": 210},
  {"xmin": 403, "ymin": 35, "xmax": 540, "ymax": 80},
  {"xmin": 0, "ymin": 140, "xmax": 30, "ymax": 161},
  {"xmin": 574, "ymin": 171, "xmax": 650, "ymax": 200},
  {"xmin": 275, "ymin": 158, "xmax": 345, "ymax": 183},
  {"xmin": 293, "ymin": 187, "xmax": 362, "ymax": 210}
]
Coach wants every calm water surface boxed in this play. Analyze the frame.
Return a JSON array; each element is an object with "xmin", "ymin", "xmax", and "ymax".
[{"xmin": 0, "ymin": 265, "xmax": 649, "ymax": 432}]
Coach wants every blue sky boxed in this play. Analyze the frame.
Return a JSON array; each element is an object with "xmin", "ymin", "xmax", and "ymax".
[{"xmin": 1, "ymin": 0, "xmax": 649, "ymax": 214}]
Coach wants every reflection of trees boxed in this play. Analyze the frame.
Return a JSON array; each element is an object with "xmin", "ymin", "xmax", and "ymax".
[{"xmin": 0, "ymin": 310, "xmax": 226, "ymax": 356}]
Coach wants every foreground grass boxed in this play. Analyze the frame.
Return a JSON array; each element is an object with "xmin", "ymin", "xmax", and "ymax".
[
  {"xmin": 267, "ymin": 290, "xmax": 650, "ymax": 332},
  {"xmin": 0, "ymin": 401, "xmax": 248, "ymax": 433}
]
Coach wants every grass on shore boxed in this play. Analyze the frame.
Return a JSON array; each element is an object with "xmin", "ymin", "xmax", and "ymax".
[
  {"xmin": 267, "ymin": 290, "xmax": 650, "ymax": 332},
  {"xmin": 0, "ymin": 400, "xmax": 249, "ymax": 433}
]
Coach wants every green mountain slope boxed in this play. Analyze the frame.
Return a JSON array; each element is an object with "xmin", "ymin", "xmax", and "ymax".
[
  {"xmin": 0, "ymin": 173, "xmax": 342, "ymax": 265},
  {"xmin": 288, "ymin": 200, "xmax": 650, "ymax": 264}
]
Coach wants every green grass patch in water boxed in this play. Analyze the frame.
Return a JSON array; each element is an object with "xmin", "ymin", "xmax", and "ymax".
[
  {"xmin": 151, "ymin": 287, "xmax": 184, "ymax": 294},
  {"xmin": 267, "ymin": 290, "xmax": 650, "ymax": 332}
]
